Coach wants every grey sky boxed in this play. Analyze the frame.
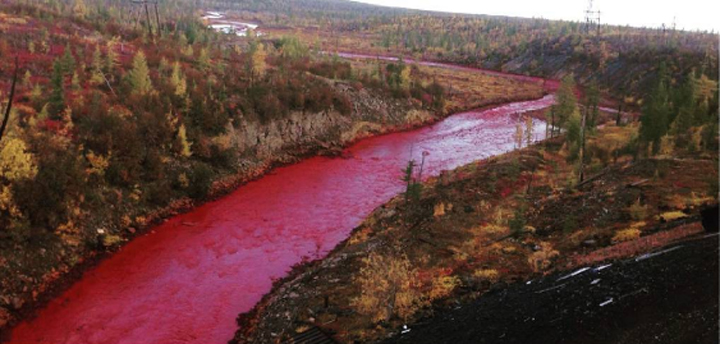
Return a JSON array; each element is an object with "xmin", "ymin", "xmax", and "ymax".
[{"xmin": 354, "ymin": 0, "xmax": 719, "ymax": 32}]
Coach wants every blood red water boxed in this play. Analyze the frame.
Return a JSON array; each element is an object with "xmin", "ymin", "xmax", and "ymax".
[{"xmin": 9, "ymin": 93, "xmax": 555, "ymax": 344}]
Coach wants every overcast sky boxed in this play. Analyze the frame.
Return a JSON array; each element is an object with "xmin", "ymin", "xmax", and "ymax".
[{"xmin": 354, "ymin": 0, "xmax": 720, "ymax": 32}]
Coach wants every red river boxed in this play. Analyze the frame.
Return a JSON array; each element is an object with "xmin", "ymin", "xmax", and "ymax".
[{"xmin": 9, "ymin": 64, "xmax": 556, "ymax": 344}]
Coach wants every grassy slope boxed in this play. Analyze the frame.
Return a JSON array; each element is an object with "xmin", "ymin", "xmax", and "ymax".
[{"xmin": 232, "ymin": 121, "xmax": 718, "ymax": 343}]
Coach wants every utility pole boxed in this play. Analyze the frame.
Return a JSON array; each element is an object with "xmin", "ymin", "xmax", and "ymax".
[{"xmin": 584, "ymin": 0, "xmax": 601, "ymax": 36}]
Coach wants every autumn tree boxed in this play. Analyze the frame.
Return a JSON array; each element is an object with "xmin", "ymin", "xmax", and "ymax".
[
  {"xmin": 73, "ymin": 0, "xmax": 88, "ymax": 18},
  {"xmin": 127, "ymin": 50, "xmax": 153, "ymax": 96},
  {"xmin": 177, "ymin": 123, "xmax": 192, "ymax": 157},
  {"xmin": 171, "ymin": 61, "xmax": 187, "ymax": 97},
  {"xmin": 90, "ymin": 45, "xmax": 105, "ymax": 85},
  {"xmin": 198, "ymin": 47, "xmax": 211, "ymax": 71},
  {"xmin": 639, "ymin": 64, "xmax": 671, "ymax": 155},
  {"xmin": 525, "ymin": 116, "xmax": 533, "ymax": 146},
  {"xmin": 106, "ymin": 37, "xmax": 119, "ymax": 76},
  {"xmin": 248, "ymin": 42, "xmax": 267, "ymax": 84},
  {"xmin": 49, "ymin": 59, "xmax": 66, "ymax": 115},
  {"xmin": 0, "ymin": 138, "xmax": 38, "ymax": 182},
  {"xmin": 582, "ymin": 81, "xmax": 600, "ymax": 131},
  {"xmin": 553, "ymin": 74, "xmax": 577, "ymax": 131},
  {"xmin": 278, "ymin": 36, "xmax": 309, "ymax": 60},
  {"xmin": 60, "ymin": 44, "xmax": 76, "ymax": 74},
  {"xmin": 352, "ymin": 250, "xmax": 426, "ymax": 323}
]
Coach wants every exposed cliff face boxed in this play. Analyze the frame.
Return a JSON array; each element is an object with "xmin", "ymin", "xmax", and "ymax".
[
  {"xmin": 482, "ymin": 47, "xmax": 718, "ymax": 97},
  {"xmin": 229, "ymin": 82, "xmax": 432, "ymax": 169}
]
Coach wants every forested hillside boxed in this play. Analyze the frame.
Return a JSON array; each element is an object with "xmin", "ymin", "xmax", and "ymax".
[{"xmin": 202, "ymin": 0, "xmax": 718, "ymax": 100}]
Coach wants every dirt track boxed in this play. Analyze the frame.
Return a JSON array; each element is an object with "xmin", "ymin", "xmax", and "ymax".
[{"xmin": 383, "ymin": 233, "xmax": 719, "ymax": 344}]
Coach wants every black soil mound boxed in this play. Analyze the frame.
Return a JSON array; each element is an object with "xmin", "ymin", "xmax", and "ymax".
[{"xmin": 383, "ymin": 234, "xmax": 719, "ymax": 344}]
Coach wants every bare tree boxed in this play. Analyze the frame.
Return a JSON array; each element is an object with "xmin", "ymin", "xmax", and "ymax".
[{"xmin": 0, "ymin": 56, "xmax": 19, "ymax": 145}]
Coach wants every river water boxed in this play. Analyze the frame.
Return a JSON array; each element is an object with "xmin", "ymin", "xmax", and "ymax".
[{"xmin": 9, "ymin": 83, "xmax": 555, "ymax": 344}]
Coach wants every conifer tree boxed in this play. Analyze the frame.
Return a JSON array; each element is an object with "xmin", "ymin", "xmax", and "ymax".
[
  {"xmin": 639, "ymin": 64, "xmax": 671, "ymax": 155},
  {"xmin": 198, "ymin": 48, "xmax": 211, "ymax": 71},
  {"xmin": 90, "ymin": 45, "xmax": 105, "ymax": 85},
  {"xmin": 22, "ymin": 71, "xmax": 32, "ymax": 87},
  {"xmin": 60, "ymin": 44, "xmax": 76, "ymax": 74},
  {"xmin": 49, "ymin": 60, "xmax": 66, "ymax": 115},
  {"xmin": 106, "ymin": 38, "xmax": 119, "ymax": 75},
  {"xmin": 554, "ymin": 74, "xmax": 577, "ymax": 130},
  {"xmin": 177, "ymin": 124, "xmax": 192, "ymax": 157},
  {"xmin": 249, "ymin": 42, "xmax": 267, "ymax": 84},
  {"xmin": 171, "ymin": 61, "xmax": 187, "ymax": 97},
  {"xmin": 128, "ymin": 51, "xmax": 152, "ymax": 96}
]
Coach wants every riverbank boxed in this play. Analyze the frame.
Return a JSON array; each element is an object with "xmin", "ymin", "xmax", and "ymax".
[{"xmin": 231, "ymin": 122, "xmax": 718, "ymax": 343}]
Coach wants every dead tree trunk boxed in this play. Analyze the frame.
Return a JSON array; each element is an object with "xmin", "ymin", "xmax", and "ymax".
[
  {"xmin": 579, "ymin": 106, "xmax": 587, "ymax": 182},
  {"xmin": 153, "ymin": 1, "xmax": 161, "ymax": 37},
  {"xmin": 0, "ymin": 56, "xmax": 19, "ymax": 145},
  {"xmin": 144, "ymin": 2, "xmax": 154, "ymax": 38}
]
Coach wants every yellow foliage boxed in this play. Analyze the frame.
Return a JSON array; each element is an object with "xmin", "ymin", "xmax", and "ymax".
[
  {"xmin": 433, "ymin": 203, "xmax": 446, "ymax": 217},
  {"xmin": 178, "ymin": 173, "xmax": 190, "ymax": 188},
  {"xmin": 612, "ymin": 228, "xmax": 640, "ymax": 243},
  {"xmin": 473, "ymin": 268, "xmax": 500, "ymax": 282},
  {"xmin": 695, "ymin": 74, "xmax": 718, "ymax": 102},
  {"xmin": 102, "ymin": 234, "xmax": 123, "ymax": 247},
  {"xmin": 399, "ymin": 65, "xmax": 411, "ymax": 90},
  {"xmin": 0, "ymin": 138, "xmax": 38, "ymax": 181},
  {"xmin": 476, "ymin": 223, "xmax": 507, "ymax": 235},
  {"xmin": 211, "ymin": 132, "xmax": 233, "ymax": 151},
  {"xmin": 428, "ymin": 275, "xmax": 460, "ymax": 301},
  {"xmin": 666, "ymin": 192, "xmax": 715, "ymax": 210},
  {"xmin": 0, "ymin": 185, "xmax": 21, "ymax": 218},
  {"xmin": 658, "ymin": 211, "xmax": 688, "ymax": 222},
  {"xmin": 171, "ymin": 61, "xmax": 187, "ymax": 97},
  {"xmin": 501, "ymin": 245, "xmax": 517, "ymax": 254},
  {"xmin": 250, "ymin": 43, "xmax": 268, "ymax": 79},
  {"xmin": 178, "ymin": 124, "xmax": 192, "ymax": 158},
  {"xmin": 528, "ymin": 242, "xmax": 559, "ymax": 273},
  {"xmin": 56, "ymin": 220, "xmax": 82, "ymax": 246},
  {"xmin": 348, "ymin": 227, "xmax": 373, "ymax": 245},
  {"xmin": 134, "ymin": 216, "xmax": 148, "ymax": 227},
  {"xmin": 86, "ymin": 151, "xmax": 110, "ymax": 176},
  {"xmin": 352, "ymin": 251, "xmax": 426, "ymax": 323},
  {"xmin": 658, "ymin": 135, "xmax": 674, "ymax": 156},
  {"xmin": 129, "ymin": 186, "xmax": 142, "ymax": 202},
  {"xmin": 627, "ymin": 199, "xmax": 649, "ymax": 220},
  {"xmin": 73, "ymin": 0, "xmax": 87, "ymax": 18}
]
